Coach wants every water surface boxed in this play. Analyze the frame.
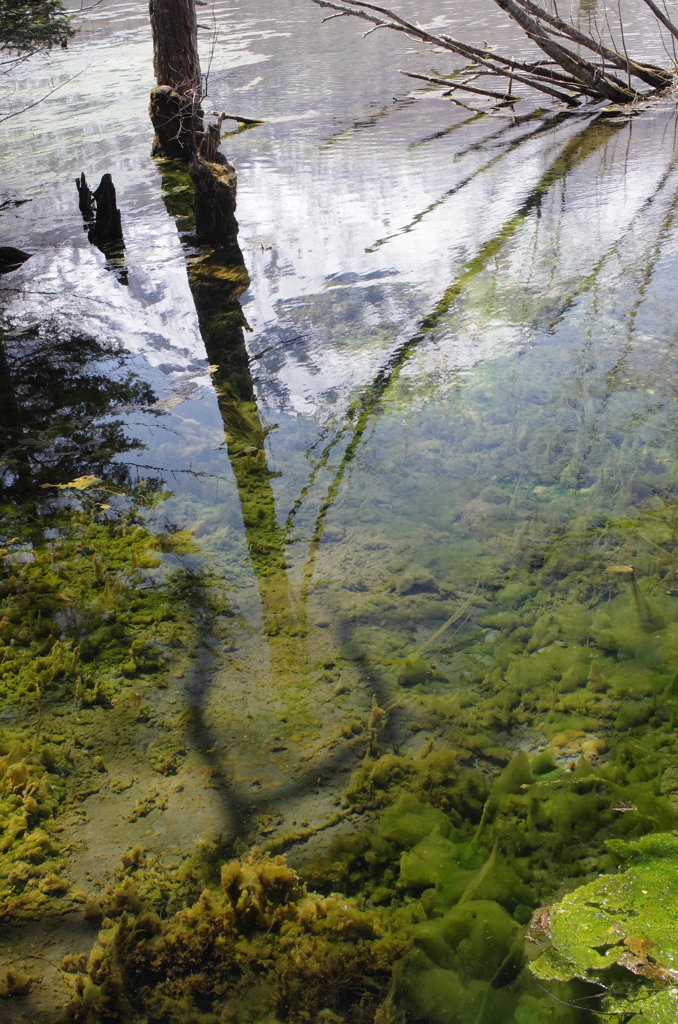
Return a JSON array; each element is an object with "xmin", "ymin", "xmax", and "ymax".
[{"xmin": 1, "ymin": 2, "xmax": 677, "ymax": 1022}]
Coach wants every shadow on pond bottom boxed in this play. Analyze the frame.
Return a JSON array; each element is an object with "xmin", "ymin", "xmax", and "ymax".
[{"xmin": 2, "ymin": 478, "xmax": 676, "ymax": 1023}]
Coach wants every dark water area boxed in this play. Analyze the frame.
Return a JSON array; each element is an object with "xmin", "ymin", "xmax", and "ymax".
[{"xmin": 1, "ymin": 1, "xmax": 677, "ymax": 1022}]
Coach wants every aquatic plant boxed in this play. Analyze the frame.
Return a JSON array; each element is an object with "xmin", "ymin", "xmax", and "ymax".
[
  {"xmin": 62, "ymin": 849, "xmax": 410, "ymax": 1024},
  {"xmin": 530, "ymin": 833, "xmax": 678, "ymax": 1023}
]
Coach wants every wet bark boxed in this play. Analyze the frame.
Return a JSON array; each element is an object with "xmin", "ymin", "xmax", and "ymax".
[{"xmin": 150, "ymin": 84, "xmax": 204, "ymax": 161}]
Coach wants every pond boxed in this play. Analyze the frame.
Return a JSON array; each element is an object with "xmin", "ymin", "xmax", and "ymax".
[{"xmin": 1, "ymin": 1, "xmax": 677, "ymax": 1022}]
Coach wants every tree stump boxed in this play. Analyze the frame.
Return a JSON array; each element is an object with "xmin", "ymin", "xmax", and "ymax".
[
  {"xmin": 75, "ymin": 172, "xmax": 95, "ymax": 219},
  {"xmin": 149, "ymin": 85, "xmax": 203, "ymax": 161},
  {"xmin": 91, "ymin": 174, "xmax": 124, "ymax": 246},
  {"xmin": 75, "ymin": 172, "xmax": 127, "ymax": 283}
]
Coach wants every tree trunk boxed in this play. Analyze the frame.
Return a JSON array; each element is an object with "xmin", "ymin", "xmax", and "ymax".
[
  {"xmin": 148, "ymin": 0, "xmax": 204, "ymax": 159},
  {"xmin": 148, "ymin": 1, "xmax": 239, "ymax": 247}
]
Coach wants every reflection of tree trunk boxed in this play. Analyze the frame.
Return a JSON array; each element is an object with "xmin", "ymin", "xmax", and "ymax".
[
  {"xmin": 188, "ymin": 252, "xmax": 291, "ymax": 589},
  {"xmin": 149, "ymin": 0, "xmax": 204, "ymax": 159},
  {"xmin": 190, "ymin": 156, "xmax": 240, "ymax": 251},
  {"xmin": 158, "ymin": 165, "xmax": 300, "ymax": 634},
  {"xmin": 0, "ymin": 337, "xmax": 21, "ymax": 435}
]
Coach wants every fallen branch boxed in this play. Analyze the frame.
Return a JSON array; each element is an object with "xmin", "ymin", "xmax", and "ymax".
[
  {"xmin": 403, "ymin": 70, "xmax": 515, "ymax": 103},
  {"xmin": 211, "ymin": 110, "xmax": 265, "ymax": 126},
  {"xmin": 308, "ymin": 0, "xmax": 677, "ymax": 107}
]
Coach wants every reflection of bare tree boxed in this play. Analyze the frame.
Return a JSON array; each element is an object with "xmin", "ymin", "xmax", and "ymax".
[
  {"xmin": 295, "ymin": 116, "xmax": 625, "ymax": 594},
  {"xmin": 157, "ymin": 165, "xmax": 348, "ymax": 842},
  {"xmin": 155, "ymin": 110, "xmax": 678, "ymax": 845},
  {"xmin": 366, "ymin": 106, "xmax": 571, "ymax": 253}
]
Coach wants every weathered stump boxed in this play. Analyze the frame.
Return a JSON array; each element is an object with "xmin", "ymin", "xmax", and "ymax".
[
  {"xmin": 75, "ymin": 172, "xmax": 95, "ymax": 219},
  {"xmin": 75, "ymin": 172, "xmax": 127, "ymax": 283},
  {"xmin": 149, "ymin": 85, "xmax": 203, "ymax": 161},
  {"xmin": 91, "ymin": 174, "xmax": 124, "ymax": 246}
]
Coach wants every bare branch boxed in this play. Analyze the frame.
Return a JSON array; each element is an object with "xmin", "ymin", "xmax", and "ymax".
[
  {"xmin": 511, "ymin": 0, "xmax": 671, "ymax": 87},
  {"xmin": 0, "ymin": 66, "xmax": 88, "ymax": 124},
  {"xmin": 308, "ymin": 0, "xmax": 670, "ymax": 107},
  {"xmin": 403, "ymin": 70, "xmax": 515, "ymax": 102},
  {"xmin": 639, "ymin": 0, "xmax": 678, "ymax": 42}
]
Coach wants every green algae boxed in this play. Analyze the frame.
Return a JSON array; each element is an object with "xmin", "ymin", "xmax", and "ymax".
[
  {"xmin": 0, "ymin": 323, "xmax": 226, "ymax": 930},
  {"xmin": 530, "ymin": 833, "xmax": 678, "ymax": 1023},
  {"xmin": 0, "ymin": 489, "xmax": 210, "ymax": 922}
]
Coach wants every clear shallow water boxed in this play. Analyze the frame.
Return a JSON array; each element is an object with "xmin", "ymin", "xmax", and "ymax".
[{"xmin": 1, "ymin": 2, "xmax": 678, "ymax": 1022}]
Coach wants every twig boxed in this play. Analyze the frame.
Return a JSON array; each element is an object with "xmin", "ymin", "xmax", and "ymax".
[{"xmin": 640, "ymin": 0, "xmax": 678, "ymax": 41}]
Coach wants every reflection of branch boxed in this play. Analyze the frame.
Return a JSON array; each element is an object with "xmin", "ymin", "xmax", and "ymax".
[
  {"xmin": 0, "ymin": 65, "xmax": 88, "ymax": 124},
  {"xmin": 367, "ymin": 106, "xmax": 569, "ymax": 253},
  {"xmin": 550, "ymin": 154, "xmax": 678, "ymax": 490},
  {"xmin": 295, "ymin": 116, "xmax": 623, "ymax": 596},
  {"xmin": 321, "ymin": 94, "xmax": 416, "ymax": 149}
]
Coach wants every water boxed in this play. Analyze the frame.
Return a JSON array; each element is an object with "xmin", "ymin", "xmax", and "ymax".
[{"xmin": 1, "ymin": 2, "xmax": 677, "ymax": 1022}]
